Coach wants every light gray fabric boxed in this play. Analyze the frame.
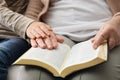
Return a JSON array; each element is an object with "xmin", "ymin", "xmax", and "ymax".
[
  {"xmin": 42, "ymin": 0, "xmax": 112, "ymax": 41},
  {"xmin": 7, "ymin": 36, "xmax": 120, "ymax": 80},
  {"xmin": 8, "ymin": 66, "xmax": 41, "ymax": 80},
  {"xmin": 8, "ymin": 66, "xmax": 55, "ymax": 80},
  {"xmin": 8, "ymin": 45, "xmax": 120, "ymax": 80},
  {"xmin": 71, "ymin": 45, "xmax": 120, "ymax": 80}
]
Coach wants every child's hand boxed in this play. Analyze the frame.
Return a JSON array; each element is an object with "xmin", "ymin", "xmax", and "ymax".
[{"xmin": 92, "ymin": 16, "xmax": 120, "ymax": 49}]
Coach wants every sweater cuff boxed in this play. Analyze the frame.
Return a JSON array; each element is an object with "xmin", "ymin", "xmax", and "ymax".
[
  {"xmin": 113, "ymin": 12, "xmax": 120, "ymax": 17},
  {"xmin": 14, "ymin": 16, "xmax": 34, "ymax": 39}
]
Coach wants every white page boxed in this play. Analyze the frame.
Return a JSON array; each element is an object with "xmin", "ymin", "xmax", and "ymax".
[
  {"xmin": 18, "ymin": 43, "xmax": 70, "ymax": 71},
  {"xmin": 62, "ymin": 40, "xmax": 99, "ymax": 69}
]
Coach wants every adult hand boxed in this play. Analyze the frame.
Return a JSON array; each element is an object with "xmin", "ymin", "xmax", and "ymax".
[
  {"xmin": 30, "ymin": 33, "xmax": 64, "ymax": 50},
  {"xmin": 26, "ymin": 21, "xmax": 64, "ymax": 49},
  {"xmin": 92, "ymin": 16, "xmax": 120, "ymax": 49}
]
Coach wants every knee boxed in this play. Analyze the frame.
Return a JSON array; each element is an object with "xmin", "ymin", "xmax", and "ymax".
[
  {"xmin": 0, "ymin": 57, "xmax": 8, "ymax": 76},
  {"xmin": 10, "ymin": 38, "xmax": 30, "ymax": 48}
]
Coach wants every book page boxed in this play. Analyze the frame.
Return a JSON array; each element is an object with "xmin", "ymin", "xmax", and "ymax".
[
  {"xmin": 16, "ymin": 43, "xmax": 70, "ymax": 72},
  {"xmin": 62, "ymin": 40, "xmax": 99, "ymax": 69}
]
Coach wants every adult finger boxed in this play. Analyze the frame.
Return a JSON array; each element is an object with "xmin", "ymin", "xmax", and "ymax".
[
  {"xmin": 108, "ymin": 32, "xmax": 119, "ymax": 49},
  {"xmin": 36, "ymin": 38, "xmax": 47, "ymax": 49},
  {"xmin": 108, "ymin": 37, "xmax": 116, "ymax": 49},
  {"xmin": 55, "ymin": 35, "xmax": 64, "ymax": 43},
  {"xmin": 44, "ymin": 36, "xmax": 53, "ymax": 50},
  {"xmin": 93, "ymin": 27, "xmax": 109, "ymax": 49},
  {"xmin": 30, "ymin": 39, "xmax": 38, "ymax": 47},
  {"xmin": 50, "ymin": 33, "xmax": 58, "ymax": 49}
]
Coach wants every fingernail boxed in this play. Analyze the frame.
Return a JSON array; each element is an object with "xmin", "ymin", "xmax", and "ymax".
[
  {"xmin": 48, "ymin": 45, "xmax": 53, "ymax": 50},
  {"xmin": 41, "ymin": 44, "xmax": 46, "ymax": 49},
  {"xmin": 53, "ymin": 44, "xmax": 58, "ymax": 49}
]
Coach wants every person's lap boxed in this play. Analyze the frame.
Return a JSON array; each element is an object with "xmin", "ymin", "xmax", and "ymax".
[
  {"xmin": 0, "ymin": 38, "xmax": 30, "ymax": 80},
  {"xmin": 8, "ymin": 37, "xmax": 120, "ymax": 80},
  {"xmin": 66, "ymin": 45, "xmax": 120, "ymax": 80}
]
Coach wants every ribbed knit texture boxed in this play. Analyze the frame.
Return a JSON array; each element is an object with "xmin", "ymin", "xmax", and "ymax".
[{"xmin": 0, "ymin": 0, "xmax": 34, "ymax": 39}]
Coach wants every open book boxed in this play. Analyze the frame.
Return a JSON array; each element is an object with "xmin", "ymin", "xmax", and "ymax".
[{"xmin": 13, "ymin": 39, "xmax": 107, "ymax": 78}]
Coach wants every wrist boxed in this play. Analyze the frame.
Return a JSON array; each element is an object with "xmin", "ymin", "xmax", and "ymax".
[
  {"xmin": 113, "ymin": 12, "xmax": 120, "ymax": 24},
  {"xmin": 113, "ymin": 12, "xmax": 120, "ymax": 17}
]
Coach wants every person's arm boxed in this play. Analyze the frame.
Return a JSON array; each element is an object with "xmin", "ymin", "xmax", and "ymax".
[
  {"xmin": 92, "ymin": 0, "xmax": 120, "ymax": 49},
  {"xmin": 0, "ymin": 0, "xmax": 34, "ymax": 39},
  {"xmin": 25, "ymin": 0, "xmax": 64, "ymax": 49},
  {"xmin": 0, "ymin": 0, "xmax": 60, "ymax": 50},
  {"xmin": 106, "ymin": 0, "xmax": 120, "ymax": 14},
  {"xmin": 25, "ymin": 0, "xmax": 44, "ymax": 20}
]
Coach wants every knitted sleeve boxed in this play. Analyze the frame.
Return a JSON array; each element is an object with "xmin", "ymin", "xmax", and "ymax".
[
  {"xmin": 0, "ymin": 0, "xmax": 34, "ymax": 39},
  {"xmin": 25, "ymin": 0, "xmax": 44, "ymax": 21}
]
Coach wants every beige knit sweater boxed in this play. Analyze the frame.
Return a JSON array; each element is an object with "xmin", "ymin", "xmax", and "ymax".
[
  {"xmin": 25, "ymin": 0, "xmax": 49, "ymax": 21},
  {"xmin": 0, "ymin": 0, "xmax": 34, "ymax": 39}
]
